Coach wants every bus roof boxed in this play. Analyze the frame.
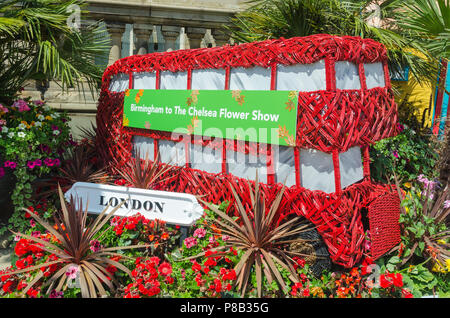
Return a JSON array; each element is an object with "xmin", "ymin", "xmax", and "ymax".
[{"xmin": 103, "ymin": 34, "xmax": 388, "ymax": 81}]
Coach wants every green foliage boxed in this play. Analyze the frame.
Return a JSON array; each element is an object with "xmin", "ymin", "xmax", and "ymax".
[
  {"xmin": 369, "ymin": 126, "xmax": 438, "ymax": 183},
  {"xmin": 226, "ymin": 0, "xmax": 437, "ymax": 84},
  {"xmin": 0, "ymin": 0, "xmax": 110, "ymax": 104}
]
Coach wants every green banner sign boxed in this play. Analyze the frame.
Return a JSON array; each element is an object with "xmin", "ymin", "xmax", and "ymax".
[{"xmin": 123, "ymin": 89, "xmax": 298, "ymax": 146}]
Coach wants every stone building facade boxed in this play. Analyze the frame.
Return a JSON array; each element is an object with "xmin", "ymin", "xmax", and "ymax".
[{"xmin": 20, "ymin": 0, "xmax": 247, "ymax": 139}]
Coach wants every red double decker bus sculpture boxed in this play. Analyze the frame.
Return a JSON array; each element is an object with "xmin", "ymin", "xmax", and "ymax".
[{"xmin": 96, "ymin": 34, "xmax": 401, "ymax": 268}]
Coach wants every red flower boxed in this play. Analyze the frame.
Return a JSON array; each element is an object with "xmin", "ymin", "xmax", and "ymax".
[
  {"xmin": 192, "ymin": 261, "xmax": 202, "ymax": 272},
  {"xmin": 2, "ymin": 280, "xmax": 14, "ymax": 293},
  {"xmin": 213, "ymin": 278, "xmax": 222, "ymax": 293},
  {"xmin": 392, "ymin": 273, "xmax": 403, "ymax": 288},
  {"xmin": 106, "ymin": 265, "xmax": 118, "ymax": 274},
  {"xmin": 379, "ymin": 274, "xmax": 392, "ymax": 289},
  {"xmin": 401, "ymin": 288, "xmax": 413, "ymax": 298},
  {"xmin": 165, "ymin": 276, "xmax": 174, "ymax": 285},
  {"xmin": 158, "ymin": 262, "xmax": 172, "ymax": 276},
  {"xmin": 303, "ymin": 288, "xmax": 310, "ymax": 297}
]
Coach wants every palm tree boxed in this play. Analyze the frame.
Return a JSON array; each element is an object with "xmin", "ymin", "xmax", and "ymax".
[
  {"xmin": 226, "ymin": 0, "xmax": 437, "ymax": 84},
  {"xmin": 0, "ymin": 0, "xmax": 110, "ymax": 104}
]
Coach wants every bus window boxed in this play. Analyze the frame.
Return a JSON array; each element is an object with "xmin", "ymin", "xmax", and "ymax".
[
  {"xmin": 226, "ymin": 143, "xmax": 268, "ymax": 183},
  {"xmin": 273, "ymin": 145, "xmax": 296, "ymax": 187},
  {"xmin": 109, "ymin": 73, "xmax": 129, "ymax": 92},
  {"xmin": 335, "ymin": 61, "xmax": 361, "ymax": 90},
  {"xmin": 132, "ymin": 135, "xmax": 155, "ymax": 161},
  {"xmin": 158, "ymin": 139, "xmax": 186, "ymax": 166},
  {"xmin": 191, "ymin": 69, "xmax": 226, "ymax": 90},
  {"xmin": 300, "ymin": 148, "xmax": 335, "ymax": 193},
  {"xmin": 189, "ymin": 143, "xmax": 222, "ymax": 174},
  {"xmin": 229, "ymin": 66, "xmax": 271, "ymax": 91},
  {"xmin": 276, "ymin": 60, "xmax": 326, "ymax": 92},
  {"xmin": 160, "ymin": 71, "xmax": 188, "ymax": 89},
  {"xmin": 364, "ymin": 62, "xmax": 386, "ymax": 89},
  {"xmin": 339, "ymin": 146, "xmax": 364, "ymax": 189},
  {"xmin": 133, "ymin": 72, "xmax": 157, "ymax": 89}
]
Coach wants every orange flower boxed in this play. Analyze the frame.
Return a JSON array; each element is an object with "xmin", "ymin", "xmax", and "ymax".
[
  {"xmin": 161, "ymin": 232, "xmax": 169, "ymax": 240},
  {"xmin": 148, "ymin": 235, "xmax": 155, "ymax": 241}
]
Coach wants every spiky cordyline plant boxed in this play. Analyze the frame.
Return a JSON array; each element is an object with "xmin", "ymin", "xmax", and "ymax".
[
  {"xmin": 1, "ymin": 186, "xmax": 148, "ymax": 298},
  {"xmin": 194, "ymin": 175, "xmax": 318, "ymax": 297},
  {"xmin": 114, "ymin": 149, "xmax": 175, "ymax": 190}
]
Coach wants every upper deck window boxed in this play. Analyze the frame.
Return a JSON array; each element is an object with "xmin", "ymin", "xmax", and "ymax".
[
  {"xmin": 364, "ymin": 62, "xmax": 386, "ymax": 89},
  {"xmin": 229, "ymin": 66, "xmax": 271, "ymax": 90},
  {"xmin": 160, "ymin": 71, "xmax": 188, "ymax": 89},
  {"xmin": 109, "ymin": 73, "xmax": 129, "ymax": 92},
  {"xmin": 134, "ymin": 72, "xmax": 157, "ymax": 90},
  {"xmin": 335, "ymin": 61, "xmax": 361, "ymax": 90},
  {"xmin": 276, "ymin": 60, "xmax": 326, "ymax": 91},
  {"xmin": 191, "ymin": 69, "xmax": 226, "ymax": 90}
]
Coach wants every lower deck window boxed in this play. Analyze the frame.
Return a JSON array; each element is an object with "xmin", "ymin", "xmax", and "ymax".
[
  {"xmin": 189, "ymin": 143, "xmax": 222, "ymax": 174},
  {"xmin": 300, "ymin": 149, "xmax": 335, "ymax": 193},
  {"xmin": 273, "ymin": 145, "xmax": 296, "ymax": 187},
  {"xmin": 131, "ymin": 136, "xmax": 364, "ymax": 192},
  {"xmin": 133, "ymin": 135, "xmax": 155, "ymax": 161},
  {"xmin": 226, "ymin": 146, "xmax": 268, "ymax": 184},
  {"xmin": 339, "ymin": 146, "xmax": 364, "ymax": 189}
]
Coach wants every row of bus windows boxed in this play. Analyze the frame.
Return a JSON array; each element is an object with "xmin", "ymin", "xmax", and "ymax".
[
  {"xmin": 109, "ymin": 61, "xmax": 386, "ymax": 92},
  {"xmin": 133, "ymin": 136, "xmax": 364, "ymax": 194}
]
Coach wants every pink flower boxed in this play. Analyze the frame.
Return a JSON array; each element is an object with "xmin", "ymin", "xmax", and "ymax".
[
  {"xmin": 183, "ymin": 237, "xmax": 198, "ymax": 249},
  {"xmin": 193, "ymin": 228, "xmax": 206, "ymax": 238},
  {"xmin": 222, "ymin": 235, "xmax": 230, "ymax": 241},
  {"xmin": 444, "ymin": 200, "xmax": 450, "ymax": 209},
  {"xmin": 89, "ymin": 239, "xmax": 102, "ymax": 252},
  {"xmin": 208, "ymin": 236, "xmax": 216, "ymax": 244},
  {"xmin": 65, "ymin": 265, "xmax": 79, "ymax": 279},
  {"xmin": 392, "ymin": 150, "xmax": 399, "ymax": 158},
  {"xmin": 0, "ymin": 119, "xmax": 6, "ymax": 126},
  {"xmin": 0, "ymin": 104, "xmax": 9, "ymax": 113},
  {"xmin": 12, "ymin": 100, "xmax": 30, "ymax": 112}
]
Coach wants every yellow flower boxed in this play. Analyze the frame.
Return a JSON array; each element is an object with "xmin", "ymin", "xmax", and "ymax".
[
  {"xmin": 446, "ymin": 259, "xmax": 450, "ymax": 272},
  {"xmin": 403, "ymin": 182, "xmax": 412, "ymax": 189},
  {"xmin": 45, "ymin": 115, "xmax": 53, "ymax": 121},
  {"xmin": 437, "ymin": 239, "xmax": 446, "ymax": 245},
  {"xmin": 432, "ymin": 260, "xmax": 447, "ymax": 273},
  {"xmin": 21, "ymin": 121, "xmax": 32, "ymax": 129}
]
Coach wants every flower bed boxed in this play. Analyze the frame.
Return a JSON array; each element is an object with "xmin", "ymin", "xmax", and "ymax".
[
  {"xmin": 0, "ymin": 107, "xmax": 448, "ymax": 298},
  {"xmin": 0, "ymin": 98, "xmax": 73, "ymax": 233}
]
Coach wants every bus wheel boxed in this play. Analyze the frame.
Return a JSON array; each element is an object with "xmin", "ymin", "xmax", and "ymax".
[{"xmin": 287, "ymin": 222, "xmax": 331, "ymax": 277}]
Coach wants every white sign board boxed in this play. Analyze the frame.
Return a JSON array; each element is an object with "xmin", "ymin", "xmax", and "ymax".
[{"xmin": 65, "ymin": 182, "xmax": 204, "ymax": 226}]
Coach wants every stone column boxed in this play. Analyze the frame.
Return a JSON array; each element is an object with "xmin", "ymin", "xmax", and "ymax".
[
  {"xmin": 161, "ymin": 25, "xmax": 181, "ymax": 51},
  {"xmin": 107, "ymin": 25, "xmax": 126, "ymax": 66},
  {"xmin": 186, "ymin": 27, "xmax": 205, "ymax": 49},
  {"xmin": 135, "ymin": 27, "xmax": 152, "ymax": 55}
]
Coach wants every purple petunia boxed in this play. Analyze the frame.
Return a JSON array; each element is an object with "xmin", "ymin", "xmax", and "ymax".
[
  {"xmin": 43, "ymin": 158, "xmax": 61, "ymax": 167},
  {"xmin": 27, "ymin": 159, "xmax": 43, "ymax": 169},
  {"xmin": 4, "ymin": 161, "xmax": 17, "ymax": 169}
]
